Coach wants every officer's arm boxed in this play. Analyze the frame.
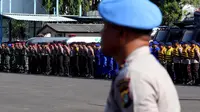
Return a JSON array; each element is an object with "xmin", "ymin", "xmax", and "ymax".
[
  {"xmin": 131, "ymin": 72, "xmax": 159, "ymax": 112},
  {"xmin": 179, "ymin": 48, "xmax": 183, "ymax": 54},
  {"xmin": 187, "ymin": 47, "xmax": 191, "ymax": 52},
  {"xmin": 195, "ymin": 48, "xmax": 200, "ymax": 58}
]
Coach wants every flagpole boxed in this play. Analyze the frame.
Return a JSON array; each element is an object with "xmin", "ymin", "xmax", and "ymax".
[
  {"xmin": 34, "ymin": 0, "xmax": 36, "ymax": 14},
  {"xmin": 9, "ymin": 0, "xmax": 11, "ymax": 13},
  {"xmin": 56, "ymin": 0, "xmax": 59, "ymax": 17}
]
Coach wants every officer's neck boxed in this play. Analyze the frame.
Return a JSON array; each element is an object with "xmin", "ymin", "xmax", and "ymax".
[{"xmin": 114, "ymin": 35, "xmax": 149, "ymax": 65}]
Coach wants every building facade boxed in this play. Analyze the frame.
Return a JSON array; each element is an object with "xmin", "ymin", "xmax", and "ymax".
[
  {"xmin": 38, "ymin": 23, "xmax": 103, "ymax": 37},
  {"xmin": 1, "ymin": 0, "xmax": 46, "ymax": 14}
]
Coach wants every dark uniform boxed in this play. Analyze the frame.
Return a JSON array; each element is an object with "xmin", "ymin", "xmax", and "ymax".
[
  {"xmin": 63, "ymin": 45, "xmax": 70, "ymax": 76},
  {"xmin": 71, "ymin": 45, "xmax": 80, "ymax": 76},
  {"xmin": 87, "ymin": 46, "xmax": 94, "ymax": 78},
  {"xmin": 57, "ymin": 45, "xmax": 64, "ymax": 76},
  {"xmin": 10, "ymin": 45, "xmax": 16, "ymax": 72},
  {"xmin": 3, "ymin": 46, "xmax": 11, "ymax": 72}
]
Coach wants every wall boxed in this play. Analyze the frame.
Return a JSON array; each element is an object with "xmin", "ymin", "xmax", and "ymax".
[
  {"xmin": 65, "ymin": 33, "xmax": 100, "ymax": 37},
  {"xmin": 39, "ymin": 27, "xmax": 57, "ymax": 37},
  {"xmin": 39, "ymin": 27, "xmax": 101, "ymax": 37},
  {"xmin": 1, "ymin": 0, "xmax": 46, "ymax": 14}
]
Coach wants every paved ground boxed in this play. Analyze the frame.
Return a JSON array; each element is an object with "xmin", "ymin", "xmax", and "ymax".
[{"xmin": 0, "ymin": 73, "xmax": 199, "ymax": 112}]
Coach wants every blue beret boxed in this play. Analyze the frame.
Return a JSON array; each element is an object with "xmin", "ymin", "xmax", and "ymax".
[
  {"xmin": 166, "ymin": 42, "xmax": 172, "ymax": 46},
  {"xmin": 96, "ymin": 44, "xmax": 100, "ymax": 47},
  {"xmin": 153, "ymin": 41, "xmax": 159, "ymax": 45},
  {"xmin": 98, "ymin": 0, "xmax": 162, "ymax": 30},
  {"xmin": 8, "ymin": 44, "xmax": 12, "ymax": 47},
  {"xmin": 180, "ymin": 42, "xmax": 184, "ymax": 45}
]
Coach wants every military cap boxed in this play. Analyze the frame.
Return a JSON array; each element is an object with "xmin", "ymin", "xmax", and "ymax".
[
  {"xmin": 182, "ymin": 41, "xmax": 189, "ymax": 44},
  {"xmin": 166, "ymin": 42, "xmax": 172, "ymax": 46},
  {"xmin": 159, "ymin": 42, "xmax": 165, "ymax": 46},
  {"xmin": 173, "ymin": 40, "xmax": 179, "ymax": 43},
  {"xmin": 190, "ymin": 40, "xmax": 197, "ymax": 44},
  {"xmin": 96, "ymin": 44, "xmax": 100, "ymax": 47},
  {"xmin": 153, "ymin": 41, "xmax": 159, "ymax": 45},
  {"xmin": 98, "ymin": 0, "xmax": 162, "ymax": 30}
]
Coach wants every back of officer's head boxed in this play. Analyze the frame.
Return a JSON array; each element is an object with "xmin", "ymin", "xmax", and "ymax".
[{"xmin": 98, "ymin": 0, "xmax": 162, "ymax": 57}]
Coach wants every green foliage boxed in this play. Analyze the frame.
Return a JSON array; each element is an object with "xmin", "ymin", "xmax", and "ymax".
[
  {"xmin": 11, "ymin": 20, "xmax": 26, "ymax": 39},
  {"xmin": 66, "ymin": 0, "xmax": 76, "ymax": 15},
  {"xmin": 151, "ymin": 0, "xmax": 200, "ymax": 25},
  {"xmin": 42, "ymin": 0, "xmax": 91, "ymax": 15},
  {"xmin": 82, "ymin": 0, "xmax": 90, "ymax": 15},
  {"xmin": 42, "ymin": 0, "xmax": 53, "ymax": 14},
  {"xmin": 161, "ymin": 1, "xmax": 182, "ymax": 25}
]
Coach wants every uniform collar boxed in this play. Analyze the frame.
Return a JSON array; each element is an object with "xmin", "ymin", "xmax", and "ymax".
[{"xmin": 125, "ymin": 46, "xmax": 150, "ymax": 64}]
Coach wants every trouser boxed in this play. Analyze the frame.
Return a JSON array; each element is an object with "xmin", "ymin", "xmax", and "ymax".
[
  {"xmin": 182, "ymin": 63, "xmax": 191, "ymax": 84},
  {"xmin": 160, "ymin": 61, "xmax": 166, "ymax": 67},
  {"xmin": 41, "ymin": 55, "xmax": 48, "ymax": 74},
  {"xmin": 70, "ymin": 56, "xmax": 80, "ymax": 76},
  {"xmin": 63, "ymin": 56, "xmax": 70, "ymax": 76},
  {"xmin": 37, "ymin": 56, "xmax": 42, "ymax": 74},
  {"xmin": 166, "ymin": 62, "xmax": 174, "ymax": 81},
  {"xmin": 95, "ymin": 65, "xmax": 102, "ymax": 78},
  {"xmin": 41, "ymin": 55, "xmax": 51, "ymax": 75},
  {"xmin": 28, "ymin": 56, "xmax": 33, "ymax": 73},
  {"xmin": 31, "ymin": 56, "xmax": 38, "ymax": 74},
  {"xmin": 57, "ymin": 55, "xmax": 64, "ymax": 76},
  {"xmin": 88, "ymin": 57, "xmax": 94, "ymax": 77},
  {"xmin": 174, "ymin": 63, "xmax": 182, "ymax": 83},
  {"xmin": 4, "ymin": 56, "xmax": 10, "ymax": 72},
  {"xmin": 52, "ymin": 55, "xmax": 57, "ymax": 75},
  {"xmin": 10, "ymin": 56, "xmax": 16, "ymax": 72},
  {"xmin": 191, "ymin": 63, "xmax": 199, "ymax": 84}
]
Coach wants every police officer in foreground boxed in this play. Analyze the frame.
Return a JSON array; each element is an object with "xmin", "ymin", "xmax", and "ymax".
[{"xmin": 98, "ymin": 0, "xmax": 180, "ymax": 112}]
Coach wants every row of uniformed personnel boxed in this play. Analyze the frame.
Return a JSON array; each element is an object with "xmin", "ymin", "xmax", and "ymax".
[
  {"xmin": 150, "ymin": 40, "xmax": 200, "ymax": 85},
  {"xmin": 0, "ymin": 42, "xmax": 119, "ymax": 79}
]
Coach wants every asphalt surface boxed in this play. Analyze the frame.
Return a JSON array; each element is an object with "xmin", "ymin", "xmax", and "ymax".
[{"xmin": 0, "ymin": 73, "xmax": 199, "ymax": 112}]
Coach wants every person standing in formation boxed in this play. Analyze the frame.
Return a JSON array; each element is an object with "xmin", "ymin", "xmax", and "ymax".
[
  {"xmin": 165, "ymin": 42, "xmax": 174, "ymax": 82},
  {"xmin": 172, "ymin": 40, "xmax": 182, "ymax": 84},
  {"xmin": 189, "ymin": 40, "xmax": 200, "ymax": 85}
]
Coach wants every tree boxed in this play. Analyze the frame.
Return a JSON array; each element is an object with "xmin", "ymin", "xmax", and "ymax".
[
  {"xmin": 42, "ymin": 0, "xmax": 53, "ymax": 14},
  {"xmin": 66, "ymin": 0, "xmax": 76, "ymax": 15},
  {"xmin": 82, "ymin": 0, "xmax": 90, "ymax": 15},
  {"xmin": 161, "ymin": 1, "xmax": 182, "ymax": 25},
  {"xmin": 11, "ymin": 20, "xmax": 26, "ymax": 40},
  {"xmin": 42, "ymin": 0, "xmax": 91, "ymax": 15},
  {"xmin": 42, "ymin": 0, "xmax": 66, "ymax": 14}
]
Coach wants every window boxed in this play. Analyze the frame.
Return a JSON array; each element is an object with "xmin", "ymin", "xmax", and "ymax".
[
  {"xmin": 56, "ymin": 33, "xmax": 63, "ymax": 37},
  {"xmin": 167, "ymin": 29, "xmax": 182, "ymax": 42},
  {"xmin": 155, "ymin": 30, "xmax": 168, "ymax": 42},
  {"xmin": 182, "ymin": 30, "xmax": 194, "ymax": 42}
]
